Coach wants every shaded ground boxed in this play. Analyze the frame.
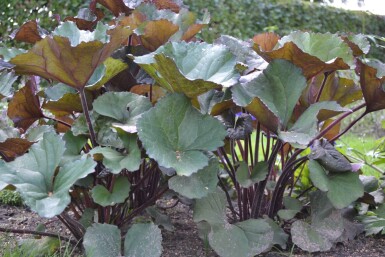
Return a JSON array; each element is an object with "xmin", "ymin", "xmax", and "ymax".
[{"xmin": 1, "ymin": 203, "xmax": 385, "ymax": 256}]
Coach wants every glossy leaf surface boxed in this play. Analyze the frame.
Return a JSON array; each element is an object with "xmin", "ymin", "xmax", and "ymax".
[{"xmin": 134, "ymin": 42, "xmax": 239, "ymax": 98}]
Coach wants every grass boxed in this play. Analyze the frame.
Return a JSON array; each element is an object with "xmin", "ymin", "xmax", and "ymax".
[
  {"xmin": 337, "ymin": 133, "xmax": 385, "ymax": 177},
  {"xmin": 0, "ymin": 233, "xmax": 82, "ymax": 257}
]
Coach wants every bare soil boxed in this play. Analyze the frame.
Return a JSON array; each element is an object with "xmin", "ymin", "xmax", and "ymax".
[{"xmin": 1, "ymin": 203, "xmax": 385, "ymax": 257}]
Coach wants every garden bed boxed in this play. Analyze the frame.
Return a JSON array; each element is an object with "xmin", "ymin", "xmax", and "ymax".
[{"xmin": 1, "ymin": 202, "xmax": 385, "ymax": 257}]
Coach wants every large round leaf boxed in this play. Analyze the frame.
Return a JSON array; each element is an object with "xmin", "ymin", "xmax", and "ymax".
[
  {"xmin": 137, "ymin": 93, "xmax": 227, "ymax": 176},
  {"xmin": 124, "ymin": 223, "xmax": 162, "ymax": 257},
  {"xmin": 0, "ymin": 132, "xmax": 96, "ymax": 217},
  {"xmin": 83, "ymin": 223, "xmax": 121, "ymax": 257},
  {"xmin": 134, "ymin": 42, "xmax": 240, "ymax": 98},
  {"xmin": 291, "ymin": 220, "xmax": 333, "ymax": 252},
  {"xmin": 209, "ymin": 219, "xmax": 273, "ymax": 257}
]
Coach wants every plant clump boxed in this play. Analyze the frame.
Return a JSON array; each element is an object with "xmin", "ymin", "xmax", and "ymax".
[{"xmin": 0, "ymin": 0, "xmax": 385, "ymax": 256}]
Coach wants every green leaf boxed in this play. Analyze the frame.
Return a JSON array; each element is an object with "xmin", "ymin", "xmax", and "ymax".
[
  {"xmin": 124, "ymin": 223, "xmax": 162, "ymax": 257},
  {"xmin": 209, "ymin": 224, "xmax": 249, "ymax": 257},
  {"xmin": 232, "ymin": 59, "xmax": 307, "ymax": 131},
  {"xmin": 360, "ymin": 216, "xmax": 385, "ymax": 235},
  {"xmin": 214, "ymin": 35, "xmax": 267, "ymax": 74},
  {"xmin": 193, "ymin": 188, "xmax": 227, "ymax": 226},
  {"xmin": 209, "ymin": 219, "xmax": 273, "ymax": 257},
  {"xmin": 278, "ymin": 102, "xmax": 349, "ymax": 147},
  {"xmin": 0, "ymin": 71, "xmax": 17, "ymax": 98},
  {"xmin": 235, "ymin": 219, "xmax": 274, "ymax": 256},
  {"xmin": 91, "ymin": 176, "xmax": 130, "ymax": 207},
  {"xmin": 0, "ymin": 47, "xmax": 26, "ymax": 61},
  {"xmin": 134, "ymin": 42, "xmax": 240, "ymax": 98},
  {"xmin": 79, "ymin": 208, "xmax": 95, "ymax": 229},
  {"xmin": 44, "ymin": 83, "xmax": 77, "ymax": 101},
  {"xmin": 255, "ymin": 32, "xmax": 353, "ymax": 79},
  {"xmin": 137, "ymin": 93, "xmax": 227, "ymax": 176},
  {"xmin": 278, "ymin": 196, "xmax": 302, "ymax": 220},
  {"xmin": 53, "ymin": 21, "xmax": 109, "ymax": 47},
  {"xmin": 0, "ymin": 119, "xmax": 20, "ymax": 142},
  {"xmin": 26, "ymin": 125, "xmax": 55, "ymax": 142},
  {"xmin": 86, "ymin": 57, "xmax": 129, "ymax": 90},
  {"xmin": 278, "ymin": 32, "xmax": 354, "ymax": 67},
  {"xmin": 265, "ymin": 218, "xmax": 288, "ymax": 249},
  {"xmin": 308, "ymin": 160, "xmax": 364, "ymax": 209},
  {"xmin": 93, "ymin": 92, "xmax": 152, "ymax": 133},
  {"xmin": 308, "ymin": 160, "xmax": 329, "ymax": 192},
  {"xmin": 83, "ymin": 223, "xmax": 121, "ymax": 257},
  {"xmin": 236, "ymin": 161, "xmax": 268, "ymax": 188},
  {"xmin": 146, "ymin": 206, "xmax": 174, "ymax": 232},
  {"xmin": 86, "ymin": 63, "xmax": 106, "ymax": 87},
  {"xmin": 344, "ymin": 34, "xmax": 371, "ymax": 56},
  {"xmin": 327, "ymin": 172, "xmax": 364, "ymax": 209},
  {"xmin": 168, "ymin": 158, "xmax": 219, "ymax": 199},
  {"xmin": 90, "ymin": 146, "xmax": 139, "ymax": 173},
  {"xmin": 62, "ymin": 130, "xmax": 88, "ymax": 162},
  {"xmin": 0, "ymin": 132, "xmax": 96, "ymax": 217},
  {"xmin": 291, "ymin": 220, "xmax": 333, "ymax": 252}
]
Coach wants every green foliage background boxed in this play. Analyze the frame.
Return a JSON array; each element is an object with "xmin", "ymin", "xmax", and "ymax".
[
  {"xmin": 184, "ymin": 0, "xmax": 385, "ymax": 60},
  {"xmin": 1, "ymin": 0, "xmax": 384, "ymax": 59}
]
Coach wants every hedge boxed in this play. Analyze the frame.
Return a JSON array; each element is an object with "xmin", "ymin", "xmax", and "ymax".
[
  {"xmin": 184, "ymin": 0, "xmax": 385, "ymax": 59},
  {"xmin": 1, "ymin": 0, "xmax": 384, "ymax": 59}
]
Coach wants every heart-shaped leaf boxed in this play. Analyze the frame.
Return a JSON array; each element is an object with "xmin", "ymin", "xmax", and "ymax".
[
  {"xmin": 308, "ymin": 160, "xmax": 364, "ymax": 209},
  {"xmin": 91, "ymin": 176, "xmax": 130, "ymax": 206},
  {"xmin": 90, "ymin": 144, "xmax": 140, "ymax": 173},
  {"xmin": 168, "ymin": 158, "xmax": 219, "ymax": 199},
  {"xmin": 134, "ymin": 42, "xmax": 240, "ymax": 98},
  {"xmin": 232, "ymin": 59, "xmax": 307, "ymax": 132},
  {"xmin": 236, "ymin": 161, "xmax": 268, "ymax": 188},
  {"xmin": 137, "ymin": 93, "xmax": 227, "ymax": 176},
  {"xmin": 278, "ymin": 196, "xmax": 302, "ymax": 220},
  {"xmin": 194, "ymin": 188, "xmax": 227, "ymax": 226},
  {"xmin": 0, "ymin": 132, "xmax": 96, "ymax": 217},
  {"xmin": 93, "ymin": 92, "xmax": 152, "ymax": 133}
]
